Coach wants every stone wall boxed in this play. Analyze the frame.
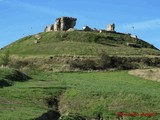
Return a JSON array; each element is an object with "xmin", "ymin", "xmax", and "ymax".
[
  {"xmin": 107, "ymin": 23, "xmax": 115, "ymax": 32},
  {"xmin": 44, "ymin": 25, "xmax": 52, "ymax": 32},
  {"xmin": 54, "ymin": 17, "xmax": 77, "ymax": 31},
  {"xmin": 44, "ymin": 16, "xmax": 77, "ymax": 32}
]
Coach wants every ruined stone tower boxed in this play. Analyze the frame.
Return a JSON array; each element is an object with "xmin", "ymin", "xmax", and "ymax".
[
  {"xmin": 44, "ymin": 16, "xmax": 77, "ymax": 32},
  {"xmin": 107, "ymin": 23, "xmax": 115, "ymax": 32}
]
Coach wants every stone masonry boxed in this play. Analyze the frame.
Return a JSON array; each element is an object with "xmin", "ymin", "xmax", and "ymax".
[
  {"xmin": 107, "ymin": 23, "xmax": 115, "ymax": 32},
  {"xmin": 44, "ymin": 16, "xmax": 77, "ymax": 32}
]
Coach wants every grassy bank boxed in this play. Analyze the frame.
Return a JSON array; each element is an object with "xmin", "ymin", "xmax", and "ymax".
[{"xmin": 0, "ymin": 70, "xmax": 159, "ymax": 119}]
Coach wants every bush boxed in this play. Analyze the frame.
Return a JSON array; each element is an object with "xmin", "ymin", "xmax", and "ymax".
[
  {"xmin": 0, "ymin": 79, "xmax": 13, "ymax": 88},
  {"xmin": 99, "ymin": 52, "xmax": 139, "ymax": 70},
  {"xmin": 70, "ymin": 59, "xmax": 96, "ymax": 70},
  {"xmin": 5, "ymin": 70, "xmax": 32, "ymax": 82},
  {"xmin": 99, "ymin": 52, "xmax": 112, "ymax": 69},
  {"xmin": 0, "ymin": 51, "xmax": 10, "ymax": 66},
  {"xmin": 70, "ymin": 52, "xmax": 140, "ymax": 70},
  {"xmin": 9, "ymin": 60, "xmax": 29, "ymax": 69},
  {"xmin": 118, "ymin": 62, "xmax": 139, "ymax": 70},
  {"xmin": 141, "ymin": 57, "xmax": 160, "ymax": 66},
  {"xmin": 154, "ymin": 57, "xmax": 160, "ymax": 66}
]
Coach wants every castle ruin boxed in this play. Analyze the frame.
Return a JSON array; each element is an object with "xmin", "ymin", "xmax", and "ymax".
[
  {"xmin": 44, "ymin": 17, "xmax": 77, "ymax": 32},
  {"xmin": 107, "ymin": 23, "xmax": 115, "ymax": 32},
  {"xmin": 44, "ymin": 16, "xmax": 117, "ymax": 33}
]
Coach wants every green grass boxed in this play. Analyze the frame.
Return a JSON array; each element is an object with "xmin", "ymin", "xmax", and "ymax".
[
  {"xmin": 0, "ymin": 70, "xmax": 65, "ymax": 119},
  {"xmin": 0, "ymin": 31, "xmax": 160, "ymax": 119},
  {"xmin": 1, "ymin": 31, "xmax": 160, "ymax": 57},
  {"xmin": 0, "ymin": 68, "xmax": 15, "ymax": 77},
  {"xmin": 0, "ymin": 68, "xmax": 15, "ymax": 87},
  {"xmin": 0, "ymin": 70, "xmax": 160, "ymax": 119},
  {"xmin": 58, "ymin": 71, "xmax": 160, "ymax": 118},
  {"xmin": 0, "ymin": 68, "xmax": 31, "ymax": 87}
]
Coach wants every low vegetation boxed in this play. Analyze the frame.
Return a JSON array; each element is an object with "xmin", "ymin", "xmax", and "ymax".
[
  {"xmin": 70, "ymin": 52, "xmax": 160, "ymax": 71},
  {"xmin": 0, "ymin": 68, "xmax": 31, "ymax": 87},
  {"xmin": 0, "ymin": 50, "xmax": 10, "ymax": 66},
  {"xmin": 0, "ymin": 31, "xmax": 160, "ymax": 120},
  {"xmin": 0, "ymin": 70, "xmax": 160, "ymax": 119},
  {"xmin": 129, "ymin": 68, "xmax": 160, "ymax": 82},
  {"xmin": 1, "ymin": 31, "xmax": 160, "ymax": 56}
]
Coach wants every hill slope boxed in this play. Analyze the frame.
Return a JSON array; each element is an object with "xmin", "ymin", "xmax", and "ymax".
[
  {"xmin": 2, "ymin": 31, "xmax": 160, "ymax": 57},
  {"xmin": 0, "ymin": 31, "xmax": 160, "ymax": 120}
]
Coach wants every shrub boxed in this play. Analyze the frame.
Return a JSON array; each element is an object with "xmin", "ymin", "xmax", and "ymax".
[
  {"xmin": 70, "ymin": 52, "xmax": 140, "ymax": 71},
  {"xmin": 0, "ymin": 51, "xmax": 10, "ymax": 66},
  {"xmin": 118, "ymin": 62, "xmax": 139, "ymax": 70},
  {"xmin": 154, "ymin": 57, "xmax": 160, "ymax": 66},
  {"xmin": 9, "ymin": 60, "xmax": 29, "ymax": 69},
  {"xmin": 140, "ymin": 57, "xmax": 160, "ymax": 66},
  {"xmin": 141, "ymin": 57, "xmax": 151, "ymax": 66},
  {"xmin": 99, "ymin": 52, "xmax": 139, "ymax": 70},
  {"xmin": 0, "ymin": 79, "xmax": 13, "ymax": 88},
  {"xmin": 5, "ymin": 70, "xmax": 32, "ymax": 82},
  {"xmin": 99, "ymin": 52, "xmax": 112, "ymax": 69},
  {"xmin": 70, "ymin": 59, "xmax": 96, "ymax": 70}
]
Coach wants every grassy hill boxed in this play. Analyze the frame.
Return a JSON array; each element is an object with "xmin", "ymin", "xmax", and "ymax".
[
  {"xmin": 0, "ymin": 31, "xmax": 160, "ymax": 120},
  {"xmin": 2, "ymin": 31, "xmax": 160, "ymax": 57},
  {"xmin": 1, "ymin": 31, "xmax": 159, "ymax": 71}
]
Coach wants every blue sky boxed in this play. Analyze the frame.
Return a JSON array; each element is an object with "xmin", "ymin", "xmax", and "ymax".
[{"xmin": 0, "ymin": 0, "xmax": 160, "ymax": 49}]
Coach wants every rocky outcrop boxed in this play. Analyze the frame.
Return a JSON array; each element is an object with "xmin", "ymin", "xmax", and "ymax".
[
  {"xmin": 44, "ymin": 16, "xmax": 77, "ymax": 32},
  {"xmin": 107, "ymin": 23, "xmax": 115, "ymax": 32}
]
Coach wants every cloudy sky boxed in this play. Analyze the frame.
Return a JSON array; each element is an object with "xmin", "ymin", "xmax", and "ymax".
[{"xmin": 0, "ymin": 0, "xmax": 160, "ymax": 49}]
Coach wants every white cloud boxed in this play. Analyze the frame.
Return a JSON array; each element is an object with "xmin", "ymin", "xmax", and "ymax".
[{"xmin": 3, "ymin": 0, "xmax": 69, "ymax": 17}]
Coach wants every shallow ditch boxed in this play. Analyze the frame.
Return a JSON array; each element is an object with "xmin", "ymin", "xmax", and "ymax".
[
  {"xmin": 34, "ymin": 95, "xmax": 106, "ymax": 120},
  {"xmin": 35, "ymin": 96, "xmax": 60, "ymax": 120}
]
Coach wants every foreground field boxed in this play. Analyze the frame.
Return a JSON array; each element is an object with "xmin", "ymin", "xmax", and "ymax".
[{"xmin": 0, "ymin": 69, "xmax": 160, "ymax": 120}]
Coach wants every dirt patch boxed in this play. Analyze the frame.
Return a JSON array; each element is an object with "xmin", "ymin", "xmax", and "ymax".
[{"xmin": 129, "ymin": 68, "xmax": 160, "ymax": 82}]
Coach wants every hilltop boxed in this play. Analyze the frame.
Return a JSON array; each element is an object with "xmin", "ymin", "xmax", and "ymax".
[
  {"xmin": 1, "ymin": 29, "xmax": 160, "ymax": 71},
  {"xmin": 2, "ymin": 31, "xmax": 160, "ymax": 57},
  {"xmin": 1, "ymin": 16, "xmax": 159, "ymax": 57}
]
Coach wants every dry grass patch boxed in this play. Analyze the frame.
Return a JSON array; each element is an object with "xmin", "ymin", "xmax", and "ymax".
[{"xmin": 129, "ymin": 68, "xmax": 160, "ymax": 82}]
